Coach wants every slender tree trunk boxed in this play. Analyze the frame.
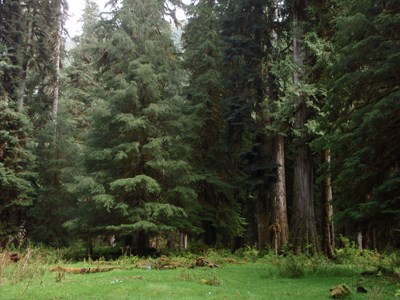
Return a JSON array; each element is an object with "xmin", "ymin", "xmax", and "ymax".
[
  {"xmin": 322, "ymin": 150, "xmax": 335, "ymax": 258},
  {"xmin": 52, "ymin": 3, "xmax": 62, "ymax": 131},
  {"xmin": 291, "ymin": 0, "xmax": 318, "ymax": 254},
  {"xmin": 87, "ymin": 236, "xmax": 94, "ymax": 258},
  {"xmin": 272, "ymin": 135, "xmax": 289, "ymax": 253},
  {"xmin": 17, "ymin": 65, "xmax": 27, "ymax": 112},
  {"xmin": 17, "ymin": 17, "xmax": 33, "ymax": 112},
  {"xmin": 357, "ymin": 232, "xmax": 363, "ymax": 250}
]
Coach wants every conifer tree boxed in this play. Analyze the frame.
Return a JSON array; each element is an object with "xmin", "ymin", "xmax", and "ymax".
[
  {"xmin": 326, "ymin": 0, "xmax": 400, "ymax": 249},
  {"xmin": 264, "ymin": 0, "xmax": 291, "ymax": 253},
  {"xmin": 69, "ymin": 0, "xmax": 197, "ymax": 252},
  {"xmin": 219, "ymin": 0, "xmax": 278, "ymax": 249},
  {"xmin": 183, "ymin": 0, "xmax": 245, "ymax": 246},
  {"xmin": 0, "ymin": 81, "xmax": 35, "ymax": 244},
  {"xmin": 28, "ymin": 0, "xmax": 73, "ymax": 245},
  {"xmin": 288, "ymin": 0, "xmax": 320, "ymax": 254}
]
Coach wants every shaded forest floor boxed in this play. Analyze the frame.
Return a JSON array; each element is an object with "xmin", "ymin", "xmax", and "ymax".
[{"xmin": 0, "ymin": 248, "xmax": 399, "ymax": 299}]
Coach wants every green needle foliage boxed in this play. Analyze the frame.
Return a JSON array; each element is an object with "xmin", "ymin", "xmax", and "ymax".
[
  {"xmin": 1, "ymin": 0, "xmax": 399, "ymax": 255},
  {"xmin": 183, "ymin": 0, "xmax": 246, "ymax": 245},
  {"xmin": 0, "ymin": 98, "xmax": 36, "ymax": 240},
  {"xmin": 63, "ymin": 0, "xmax": 199, "ymax": 252},
  {"xmin": 326, "ymin": 0, "xmax": 400, "ymax": 246}
]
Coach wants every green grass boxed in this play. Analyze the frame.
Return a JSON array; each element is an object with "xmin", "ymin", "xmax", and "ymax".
[{"xmin": 1, "ymin": 259, "xmax": 399, "ymax": 300}]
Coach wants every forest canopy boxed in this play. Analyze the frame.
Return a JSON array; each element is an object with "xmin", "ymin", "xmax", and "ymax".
[{"xmin": 0, "ymin": 0, "xmax": 399, "ymax": 255}]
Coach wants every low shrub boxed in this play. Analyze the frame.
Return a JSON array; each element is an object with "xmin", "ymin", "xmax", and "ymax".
[
  {"xmin": 62, "ymin": 244, "xmax": 122, "ymax": 261},
  {"xmin": 243, "ymin": 245, "xmax": 260, "ymax": 262},
  {"xmin": 179, "ymin": 269, "xmax": 221, "ymax": 286},
  {"xmin": 277, "ymin": 254, "xmax": 306, "ymax": 278}
]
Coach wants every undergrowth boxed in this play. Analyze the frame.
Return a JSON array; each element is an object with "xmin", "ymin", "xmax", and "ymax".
[
  {"xmin": 179, "ymin": 269, "xmax": 221, "ymax": 286},
  {"xmin": 0, "ymin": 246, "xmax": 61, "ymax": 288},
  {"xmin": 1, "ymin": 242, "xmax": 399, "ymax": 299}
]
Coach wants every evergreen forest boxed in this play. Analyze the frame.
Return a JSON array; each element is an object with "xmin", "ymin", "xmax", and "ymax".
[{"xmin": 1, "ymin": 0, "xmax": 399, "ymax": 258}]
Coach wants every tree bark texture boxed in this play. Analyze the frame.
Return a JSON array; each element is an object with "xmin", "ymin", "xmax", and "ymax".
[
  {"xmin": 322, "ymin": 150, "xmax": 335, "ymax": 258},
  {"xmin": 272, "ymin": 135, "xmax": 289, "ymax": 253},
  {"xmin": 291, "ymin": 0, "xmax": 319, "ymax": 254}
]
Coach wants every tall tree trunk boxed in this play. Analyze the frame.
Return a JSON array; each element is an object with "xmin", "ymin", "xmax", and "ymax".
[
  {"xmin": 266, "ymin": 1, "xmax": 289, "ymax": 255},
  {"xmin": 52, "ymin": 3, "xmax": 62, "ymax": 132},
  {"xmin": 322, "ymin": 150, "xmax": 335, "ymax": 258},
  {"xmin": 272, "ymin": 135, "xmax": 289, "ymax": 254},
  {"xmin": 291, "ymin": 0, "xmax": 318, "ymax": 254},
  {"xmin": 17, "ymin": 17, "xmax": 33, "ymax": 112}
]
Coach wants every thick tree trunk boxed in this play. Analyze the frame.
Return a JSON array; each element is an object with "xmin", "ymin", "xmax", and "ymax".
[
  {"xmin": 292, "ymin": 144, "xmax": 318, "ymax": 254},
  {"xmin": 265, "ymin": 3, "xmax": 289, "ymax": 255},
  {"xmin": 272, "ymin": 135, "xmax": 289, "ymax": 254},
  {"xmin": 322, "ymin": 150, "xmax": 335, "ymax": 258},
  {"xmin": 256, "ymin": 195, "xmax": 269, "ymax": 251},
  {"xmin": 291, "ymin": 0, "xmax": 319, "ymax": 254}
]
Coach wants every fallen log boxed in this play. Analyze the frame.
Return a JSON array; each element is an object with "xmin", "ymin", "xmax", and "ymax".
[{"xmin": 50, "ymin": 266, "xmax": 115, "ymax": 274}]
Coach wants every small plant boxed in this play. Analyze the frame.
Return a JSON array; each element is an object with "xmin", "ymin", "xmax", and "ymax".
[
  {"xmin": 55, "ymin": 268, "xmax": 65, "ymax": 283},
  {"xmin": 0, "ymin": 251, "xmax": 9, "ymax": 286},
  {"xmin": 335, "ymin": 235, "xmax": 359, "ymax": 264},
  {"xmin": 395, "ymin": 289, "xmax": 400, "ymax": 299},
  {"xmin": 278, "ymin": 254, "xmax": 305, "ymax": 278},
  {"xmin": 308, "ymin": 255, "xmax": 326, "ymax": 273},
  {"xmin": 10, "ymin": 248, "xmax": 38, "ymax": 284},
  {"xmin": 179, "ymin": 269, "xmax": 192, "ymax": 281},
  {"xmin": 111, "ymin": 278, "xmax": 122, "ymax": 284},
  {"xmin": 388, "ymin": 252, "xmax": 400, "ymax": 268},
  {"xmin": 179, "ymin": 269, "xmax": 221, "ymax": 286},
  {"xmin": 243, "ymin": 245, "xmax": 259, "ymax": 262},
  {"xmin": 369, "ymin": 287, "xmax": 383, "ymax": 300}
]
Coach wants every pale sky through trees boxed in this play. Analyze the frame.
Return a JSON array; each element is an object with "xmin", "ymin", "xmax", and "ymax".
[
  {"xmin": 66, "ymin": 0, "xmax": 109, "ymax": 37},
  {"xmin": 65, "ymin": 0, "xmax": 187, "ymax": 38}
]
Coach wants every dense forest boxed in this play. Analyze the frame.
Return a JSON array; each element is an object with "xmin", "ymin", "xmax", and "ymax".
[{"xmin": 0, "ymin": 0, "xmax": 399, "ymax": 257}]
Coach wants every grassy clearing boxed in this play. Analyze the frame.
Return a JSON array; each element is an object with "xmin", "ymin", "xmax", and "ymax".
[{"xmin": 0, "ymin": 250, "xmax": 399, "ymax": 300}]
